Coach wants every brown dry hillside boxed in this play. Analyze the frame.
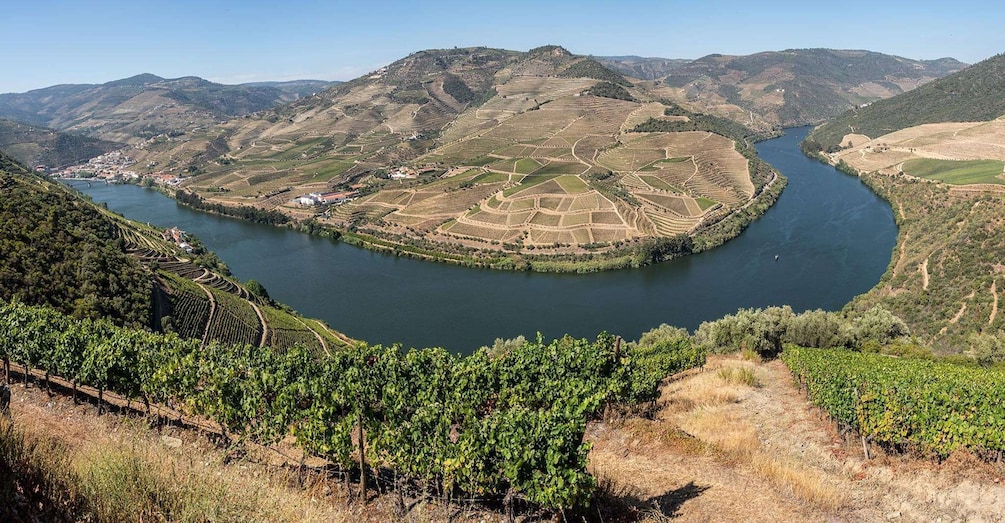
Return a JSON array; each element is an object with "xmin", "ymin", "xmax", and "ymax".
[{"xmin": 127, "ymin": 46, "xmax": 776, "ymax": 267}]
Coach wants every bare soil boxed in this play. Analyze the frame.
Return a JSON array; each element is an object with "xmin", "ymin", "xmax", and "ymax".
[{"xmin": 588, "ymin": 355, "xmax": 1005, "ymax": 522}]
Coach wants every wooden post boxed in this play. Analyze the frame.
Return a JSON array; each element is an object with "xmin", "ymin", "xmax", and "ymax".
[
  {"xmin": 504, "ymin": 487, "xmax": 515, "ymax": 523},
  {"xmin": 358, "ymin": 409, "xmax": 367, "ymax": 504},
  {"xmin": 394, "ymin": 472, "xmax": 405, "ymax": 516},
  {"xmin": 0, "ymin": 382, "xmax": 10, "ymax": 417},
  {"xmin": 861, "ymin": 435, "xmax": 870, "ymax": 460}
]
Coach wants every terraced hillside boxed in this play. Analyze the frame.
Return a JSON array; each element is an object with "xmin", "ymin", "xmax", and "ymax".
[
  {"xmin": 128, "ymin": 46, "xmax": 778, "ymax": 269},
  {"xmin": 806, "ymin": 53, "xmax": 1005, "ymax": 152},
  {"xmin": 0, "ymin": 153, "xmax": 348, "ymax": 352},
  {"xmin": 109, "ymin": 211, "xmax": 350, "ymax": 353}
]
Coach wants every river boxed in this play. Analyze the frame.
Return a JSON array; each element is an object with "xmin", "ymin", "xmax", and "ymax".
[{"xmin": 66, "ymin": 126, "xmax": 897, "ymax": 353}]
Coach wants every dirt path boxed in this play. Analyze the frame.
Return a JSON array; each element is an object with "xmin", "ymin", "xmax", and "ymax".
[
  {"xmin": 248, "ymin": 300, "xmax": 269, "ymax": 348},
  {"xmin": 588, "ymin": 355, "xmax": 1005, "ymax": 522},
  {"xmin": 991, "ymin": 280, "xmax": 999, "ymax": 325},
  {"xmin": 940, "ymin": 290, "xmax": 976, "ymax": 335},
  {"xmin": 920, "ymin": 257, "xmax": 930, "ymax": 290},
  {"xmin": 196, "ymin": 282, "xmax": 215, "ymax": 347},
  {"xmin": 891, "ymin": 233, "xmax": 909, "ymax": 280},
  {"xmin": 294, "ymin": 315, "xmax": 330, "ymax": 355}
]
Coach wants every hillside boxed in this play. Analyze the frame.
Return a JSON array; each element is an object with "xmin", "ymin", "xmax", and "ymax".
[
  {"xmin": 126, "ymin": 45, "xmax": 781, "ymax": 271},
  {"xmin": 0, "ymin": 153, "xmax": 348, "ymax": 352},
  {"xmin": 806, "ymin": 53, "xmax": 1005, "ymax": 151},
  {"xmin": 796, "ymin": 51, "xmax": 1005, "ymax": 350},
  {"xmin": 5, "ymin": 347, "xmax": 1004, "ymax": 522},
  {"xmin": 655, "ymin": 49, "xmax": 966, "ymax": 128},
  {"xmin": 0, "ymin": 152, "xmax": 150, "ymax": 327},
  {"xmin": 0, "ymin": 117, "xmax": 122, "ymax": 168},
  {"xmin": 235, "ymin": 79, "xmax": 337, "ymax": 99},
  {"xmin": 595, "ymin": 55, "xmax": 691, "ymax": 81},
  {"xmin": 0, "ymin": 75, "xmax": 335, "ymax": 144}
]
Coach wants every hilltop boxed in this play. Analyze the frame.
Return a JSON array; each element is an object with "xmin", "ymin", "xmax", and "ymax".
[
  {"xmin": 0, "ymin": 75, "xmax": 334, "ymax": 144},
  {"xmin": 125, "ymin": 45, "xmax": 782, "ymax": 271},
  {"xmin": 0, "ymin": 152, "xmax": 348, "ymax": 352},
  {"xmin": 0, "ymin": 117, "xmax": 121, "ymax": 168},
  {"xmin": 806, "ymin": 53, "xmax": 1005, "ymax": 151},
  {"xmin": 653, "ymin": 49, "xmax": 966, "ymax": 128}
]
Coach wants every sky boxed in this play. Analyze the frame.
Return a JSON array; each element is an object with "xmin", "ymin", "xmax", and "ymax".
[{"xmin": 3, "ymin": 0, "xmax": 1002, "ymax": 93}]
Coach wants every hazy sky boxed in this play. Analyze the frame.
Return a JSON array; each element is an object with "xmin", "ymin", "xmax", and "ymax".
[{"xmin": 3, "ymin": 0, "xmax": 1002, "ymax": 93}]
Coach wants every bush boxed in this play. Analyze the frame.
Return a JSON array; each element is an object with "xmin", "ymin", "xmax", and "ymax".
[
  {"xmin": 848, "ymin": 306, "xmax": 910, "ymax": 347},
  {"xmin": 966, "ymin": 332, "xmax": 1005, "ymax": 366},
  {"xmin": 694, "ymin": 306, "xmax": 793, "ymax": 356},
  {"xmin": 783, "ymin": 309, "xmax": 846, "ymax": 348}
]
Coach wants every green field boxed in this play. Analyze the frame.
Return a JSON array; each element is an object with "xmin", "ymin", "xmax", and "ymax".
[
  {"xmin": 514, "ymin": 157, "xmax": 543, "ymax": 174},
  {"xmin": 502, "ymin": 175, "xmax": 557, "ymax": 197},
  {"xmin": 696, "ymin": 197, "xmax": 718, "ymax": 210},
  {"xmin": 640, "ymin": 175, "xmax": 678, "ymax": 192},
  {"xmin": 639, "ymin": 157, "xmax": 691, "ymax": 172},
  {"xmin": 472, "ymin": 171, "xmax": 509, "ymax": 184},
  {"xmin": 555, "ymin": 175, "xmax": 589, "ymax": 193},
  {"xmin": 532, "ymin": 161, "xmax": 587, "ymax": 175},
  {"xmin": 903, "ymin": 158, "xmax": 1005, "ymax": 185}
]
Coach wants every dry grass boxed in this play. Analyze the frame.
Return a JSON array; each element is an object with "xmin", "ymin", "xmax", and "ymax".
[
  {"xmin": 2, "ymin": 387, "xmax": 358, "ymax": 522},
  {"xmin": 606, "ymin": 357, "xmax": 852, "ymax": 517},
  {"xmin": 717, "ymin": 366, "xmax": 761, "ymax": 387},
  {"xmin": 662, "ymin": 370, "xmax": 742, "ymax": 411},
  {"xmin": 749, "ymin": 453, "xmax": 848, "ymax": 511},
  {"xmin": 679, "ymin": 406, "xmax": 758, "ymax": 456},
  {"xmin": 670, "ymin": 361, "xmax": 846, "ymax": 510}
]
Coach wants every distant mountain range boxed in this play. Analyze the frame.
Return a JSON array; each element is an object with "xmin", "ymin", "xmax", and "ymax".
[
  {"xmin": 600, "ymin": 49, "xmax": 967, "ymax": 128},
  {"xmin": 594, "ymin": 56, "xmax": 690, "ymax": 81},
  {"xmin": 0, "ymin": 74, "xmax": 336, "ymax": 144}
]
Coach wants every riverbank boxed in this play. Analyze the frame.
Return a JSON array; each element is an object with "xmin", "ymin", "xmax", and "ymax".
[
  {"xmin": 330, "ymin": 168, "xmax": 788, "ymax": 273},
  {"xmin": 800, "ymin": 138, "xmax": 1005, "ymax": 353},
  {"xmin": 161, "ymin": 170, "xmax": 788, "ymax": 274}
]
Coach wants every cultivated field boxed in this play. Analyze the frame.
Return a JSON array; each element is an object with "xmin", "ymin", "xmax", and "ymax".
[
  {"xmin": 833, "ymin": 118, "xmax": 1005, "ymax": 184},
  {"xmin": 342, "ymin": 115, "xmax": 751, "ymax": 249}
]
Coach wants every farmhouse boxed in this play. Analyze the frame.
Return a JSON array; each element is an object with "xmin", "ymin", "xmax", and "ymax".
[
  {"xmin": 296, "ymin": 192, "xmax": 323, "ymax": 206},
  {"xmin": 389, "ymin": 167, "xmax": 417, "ymax": 180},
  {"xmin": 162, "ymin": 227, "xmax": 193, "ymax": 252},
  {"xmin": 320, "ymin": 190, "xmax": 358, "ymax": 205}
]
